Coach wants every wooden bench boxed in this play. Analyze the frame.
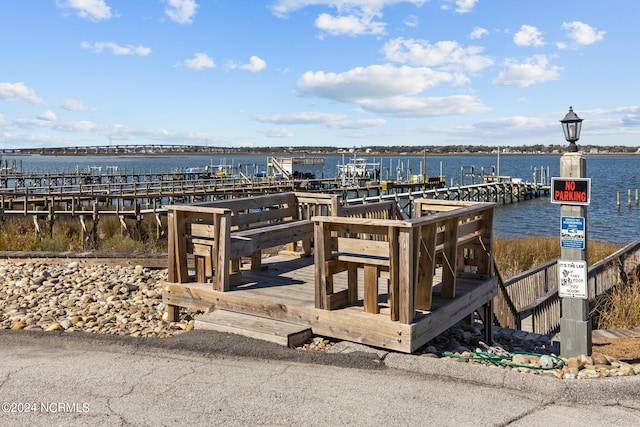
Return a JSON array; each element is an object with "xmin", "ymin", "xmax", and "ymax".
[
  {"xmin": 167, "ymin": 192, "xmax": 340, "ymax": 293},
  {"xmin": 313, "ymin": 200, "xmax": 496, "ymax": 324},
  {"xmin": 313, "ymin": 200, "xmax": 402, "ymax": 317}
]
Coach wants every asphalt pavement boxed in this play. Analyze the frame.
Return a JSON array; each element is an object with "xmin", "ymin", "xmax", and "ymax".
[{"xmin": 1, "ymin": 330, "xmax": 640, "ymax": 426}]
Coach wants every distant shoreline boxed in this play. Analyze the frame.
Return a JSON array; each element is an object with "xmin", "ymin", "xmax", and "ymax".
[{"xmin": 2, "ymin": 150, "xmax": 638, "ymax": 158}]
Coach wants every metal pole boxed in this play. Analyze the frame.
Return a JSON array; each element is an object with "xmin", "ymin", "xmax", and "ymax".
[{"xmin": 559, "ymin": 152, "xmax": 592, "ymax": 357}]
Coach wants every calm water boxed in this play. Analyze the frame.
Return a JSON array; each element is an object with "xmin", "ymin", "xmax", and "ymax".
[{"xmin": 3, "ymin": 153, "xmax": 640, "ymax": 244}]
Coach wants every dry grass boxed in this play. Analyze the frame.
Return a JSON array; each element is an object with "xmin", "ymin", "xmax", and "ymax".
[
  {"xmin": 592, "ymin": 272, "xmax": 640, "ymax": 330},
  {"xmin": 493, "ymin": 236, "xmax": 622, "ymax": 279},
  {"xmin": 0, "ymin": 216, "xmax": 167, "ymax": 253},
  {"xmin": 592, "ymin": 337, "xmax": 640, "ymax": 363}
]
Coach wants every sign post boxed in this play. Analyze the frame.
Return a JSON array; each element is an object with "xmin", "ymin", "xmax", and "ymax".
[{"xmin": 555, "ymin": 153, "xmax": 592, "ymax": 358}]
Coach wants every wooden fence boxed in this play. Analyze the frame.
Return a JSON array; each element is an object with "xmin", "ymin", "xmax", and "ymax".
[{"xmin": 493, "ymin": 237, "xmax": 640, "ymax": 334}]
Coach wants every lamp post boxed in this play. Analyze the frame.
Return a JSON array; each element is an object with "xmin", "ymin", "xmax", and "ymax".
[
  {"xmin": 556, "ymin": 106, "xmax": 592, "ymax": 358},
  {"xmin": 560, "ymin": 106, "xmax": 583, "ymax": 153}
]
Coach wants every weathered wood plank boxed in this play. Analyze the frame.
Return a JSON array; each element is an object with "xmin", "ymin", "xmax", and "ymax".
[
  {"xmin": 195, "ymin": 310, "xmax": 313, "ymax": 348},
  {"xmin": 410, "ymin": 277, "xmax": 498, "ymax": 352}
]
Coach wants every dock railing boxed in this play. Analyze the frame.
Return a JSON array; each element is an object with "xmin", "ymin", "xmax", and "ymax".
[
  {"xmin": 493, "ymin": 236, "xmax": 640, "ymax": 335},
  {"xmin": 166, "ymin": 191, "xmax": 341, "ymax": 291}
]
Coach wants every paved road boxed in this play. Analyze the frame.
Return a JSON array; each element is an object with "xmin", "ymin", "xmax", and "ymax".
[{"xmin": 1, "ymin": 331, "xmax": 639, "ymax": 426}]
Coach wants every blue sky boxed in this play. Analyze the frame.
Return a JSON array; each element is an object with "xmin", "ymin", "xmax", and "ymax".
[{"xmin": 1, "ymin": 0, "xmax": 638, "ymax": 149}]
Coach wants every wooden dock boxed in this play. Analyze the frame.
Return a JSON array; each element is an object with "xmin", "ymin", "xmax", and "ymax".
[
  {"xmin": 163, "ymin": 195, "xmax": 498, "ymax": 353},
  {"xmin": 165, "ymin": 254, "xmax": 497, "ymax": 353},
  {"xmin": 0, "ymin": 166, "xmax": 547, "ymax": 249}
]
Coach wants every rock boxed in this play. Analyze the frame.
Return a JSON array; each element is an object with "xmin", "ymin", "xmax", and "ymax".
[
  {"xmin": 579, "ymin": 354, "xmax": 593, "ymax": 366},
  {"xmin": 1, "ymin": 259, "xmax": 638, "ymax": 381},
  {"xmin": 511, "ymin": 354, "xmax": 531, "ymax": 365},
  {"xmin": 45, "ymin": 322, "xmax": 61, "ymax": 331},
  {"xmin": 11, "ymin": 322, "xmax": 25, "ymax": 330},
  {"xmin": 617, "ymin": 363, "xmax": 635, "ymax": 376},
  {"xmin": 59, "ymin": 319, "xmax": 72, "ymax": 330},
  {"xmin": 539, "ymin": 355, "xmax": 556, "ymax": 369},
  {"xmin": 567, "ymin": 357, "xmax": 584, "ymax": 370},
  {"xmin": 591, "ymin": 352, "xmax": 609, "ymax": 365}
]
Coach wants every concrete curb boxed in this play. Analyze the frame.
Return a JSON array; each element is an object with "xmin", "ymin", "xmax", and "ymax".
[
  {"xmin": 384, "ymin": 352, "xmax": 640, "ymax": 403},
  {"xmin": 3, "ymin": 329, "xmax": 640, "ymax": 403}
]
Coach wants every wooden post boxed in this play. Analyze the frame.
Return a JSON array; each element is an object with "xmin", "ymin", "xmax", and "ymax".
[
  {"xmin": 415, "ymin": 224, "xmax": 436, "ymax": 311},
  {"xmin": 559, "ymin": 153, "xmax": 591, "ymax": 358},
  {"xmin": 398, "ymin": 226, "xmax": 416, "ymax": 324},
  {"xmin": 388, "ymin": 225, "xmax": 400, "ymax": 321},
  {"xmin": 440, "ymin": 217, "xmax": 458, "ymax": 299},
  {"xmin": 314, "ymin": 219, "xmax": 331, "ymax": 309},
  {"xmin": 47, "ymin": 203, "xmax": 54, "ymax": 238}
]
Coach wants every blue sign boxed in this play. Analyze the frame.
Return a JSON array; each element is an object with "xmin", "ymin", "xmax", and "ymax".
[{"xmin": 561, "ymin": 216, "xmax": 585, "ymax": 249}]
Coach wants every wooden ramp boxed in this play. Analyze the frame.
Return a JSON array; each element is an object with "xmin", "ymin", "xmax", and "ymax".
[
  {"xmin": 195, "ymin": 309, "xmax": 312, "ymax": 348},
  {"xmin": 165, "ymin": 255, "xmax": 497, "ymax": 353}
]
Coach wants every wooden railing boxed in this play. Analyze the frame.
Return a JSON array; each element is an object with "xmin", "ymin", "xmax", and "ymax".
[
  {"xmin": 313, "ymin": 200, "xmax": 496, "ymax": 324},
  {"xmin": 493, "ymin": 237, "xmax": 640, "ymax": 335}
]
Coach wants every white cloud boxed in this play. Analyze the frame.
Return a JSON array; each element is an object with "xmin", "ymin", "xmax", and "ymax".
[
  {"xmin": 254, "ymin": 112, "xmax": 346, "ymax": 125},
  {"xmin": 258, "ymin": 127, "xmax": 294, "ymax": 138},
  {"xmin": 470, "ymin": 27, "xmax": 488, "ymax": 40},
  {"xmin": 182, "ymin": 53, "xmax": 215, "ymax": 70},
  {"xmin": 492, "ymin": 55, "xmax": 561, "ymax": 88},
  {"xmin": 562, "ymin": 21, "xmax": 605, "ymax": 46},
  {"xmin": 357, "ymin": 94, "xmax": 488, "ymax": 117},
  {"xmin": 584, "ymin": 106, "xmax": 640, "ymax": 116},
  {"xmin": 56, "ymin": 0, "xmax": 112, "ymax": 21},
  {"xmin": 269, "ymin": 1, "xmax": 428, "ymax": 18},
  {"xmin": 298, "ymin": 64, "xmax": 454, "ymax": 101},
  {"xmin": 37, "ymin": 111, "xmax": 58, "ymax": 122},
  {"xmin": 0, "ymin": 82, "xmax": 44, "ymax": 104},
  {"xmin": 315, "ymin": 12, "xmax": 385, "ymax": 36},
  {"xmin": 474, "ymin": 116, "xmax": 548, "ymax": 131},
  {"xmin": 0, "ymin": 114, "xmax": 6, "ymax": 126},
  {"xmin": 80, "ymin": 41, "xmax": 151, "ymax": 56},
  {"xmin": 441, "ymin": 0, "xmax": 478, "ymax": 13},
  {"xmin": 254, "ymin": 112, "xmax": 385, "ymax": 130},
  {"xmin": 383, "ymin": 38, "xmax": 493, "ymax": 72},
  {"xmin": 271, "ymin": 1, "xmax": 425, "ymax": 36},
  {"xmin": 14, "ymin": 118, "xmax": 98, "ymax": 133},
  {"xmin": 453, "ymin": 0, "xmax": 478, "ymax": 13},
  {"xmin": 165, "ymin": 0, "xmax": 199, "ymax": 24},
  {"xmin": 514, "ymin": 25, "xmax": 545, "ymax": 47},
  {"xmin": 297, "ymin": 64, "xmax": 487, "ymax": 116},
  {"xmin": 3, "ymin": 115, "xmax": 232, "ymax": 147},
  {"xmin": 403, "ymin": 15, "xmax": 418, "ymax": 28},
  {"xmin": 240, "ymin": 56, "xmax": 267, "ymax": 72},
  {"xmin": 329, "ymin": 118, "xmax": 386, "ymax": 129},
  {"xmin": 61, "ymin": 98, "xmax": 93, "ymax": 111}
]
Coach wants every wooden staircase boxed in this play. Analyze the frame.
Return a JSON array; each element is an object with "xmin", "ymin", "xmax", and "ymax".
[{"xmin": 194, "ymin": 310, "xmax": 313, "ymax": 348}]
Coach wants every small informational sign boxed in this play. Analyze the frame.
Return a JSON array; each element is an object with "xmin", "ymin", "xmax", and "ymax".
[
  {"xmin": 561, "ymin": 216, "xmax": 585, "ymax": 249},
  {"xmin": 551, "ymin": 178, "xmax": 591, "ymax": 205},
  {"xmin": 558, "ymin": 260, "xmax": 588, "ymax": 299}
]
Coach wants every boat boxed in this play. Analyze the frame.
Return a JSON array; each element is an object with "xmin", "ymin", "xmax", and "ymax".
[
  {"xmin": 268, "ymin": 156, "xmax": 325, "ymax": 180},
  {"xmin": 173, "ymin": 159, "xmax": 237, "ymax": 177},
  {"xmin": 337, "ymin": 155, "xmax": 380, "ymax": 183},
  {"xmin": 204, "ymin": 163, "xmax": 234, "ymax": 177}
]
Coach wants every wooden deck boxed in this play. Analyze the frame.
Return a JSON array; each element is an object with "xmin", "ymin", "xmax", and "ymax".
[{"xmin": 164, "ymin": 254, "xmax": 497, "ymax": 353}]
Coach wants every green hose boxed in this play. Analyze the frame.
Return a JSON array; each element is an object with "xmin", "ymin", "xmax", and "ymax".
[{"xmin": 441, "ymin": 349, "xmax": 565, "ymax": 370}]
